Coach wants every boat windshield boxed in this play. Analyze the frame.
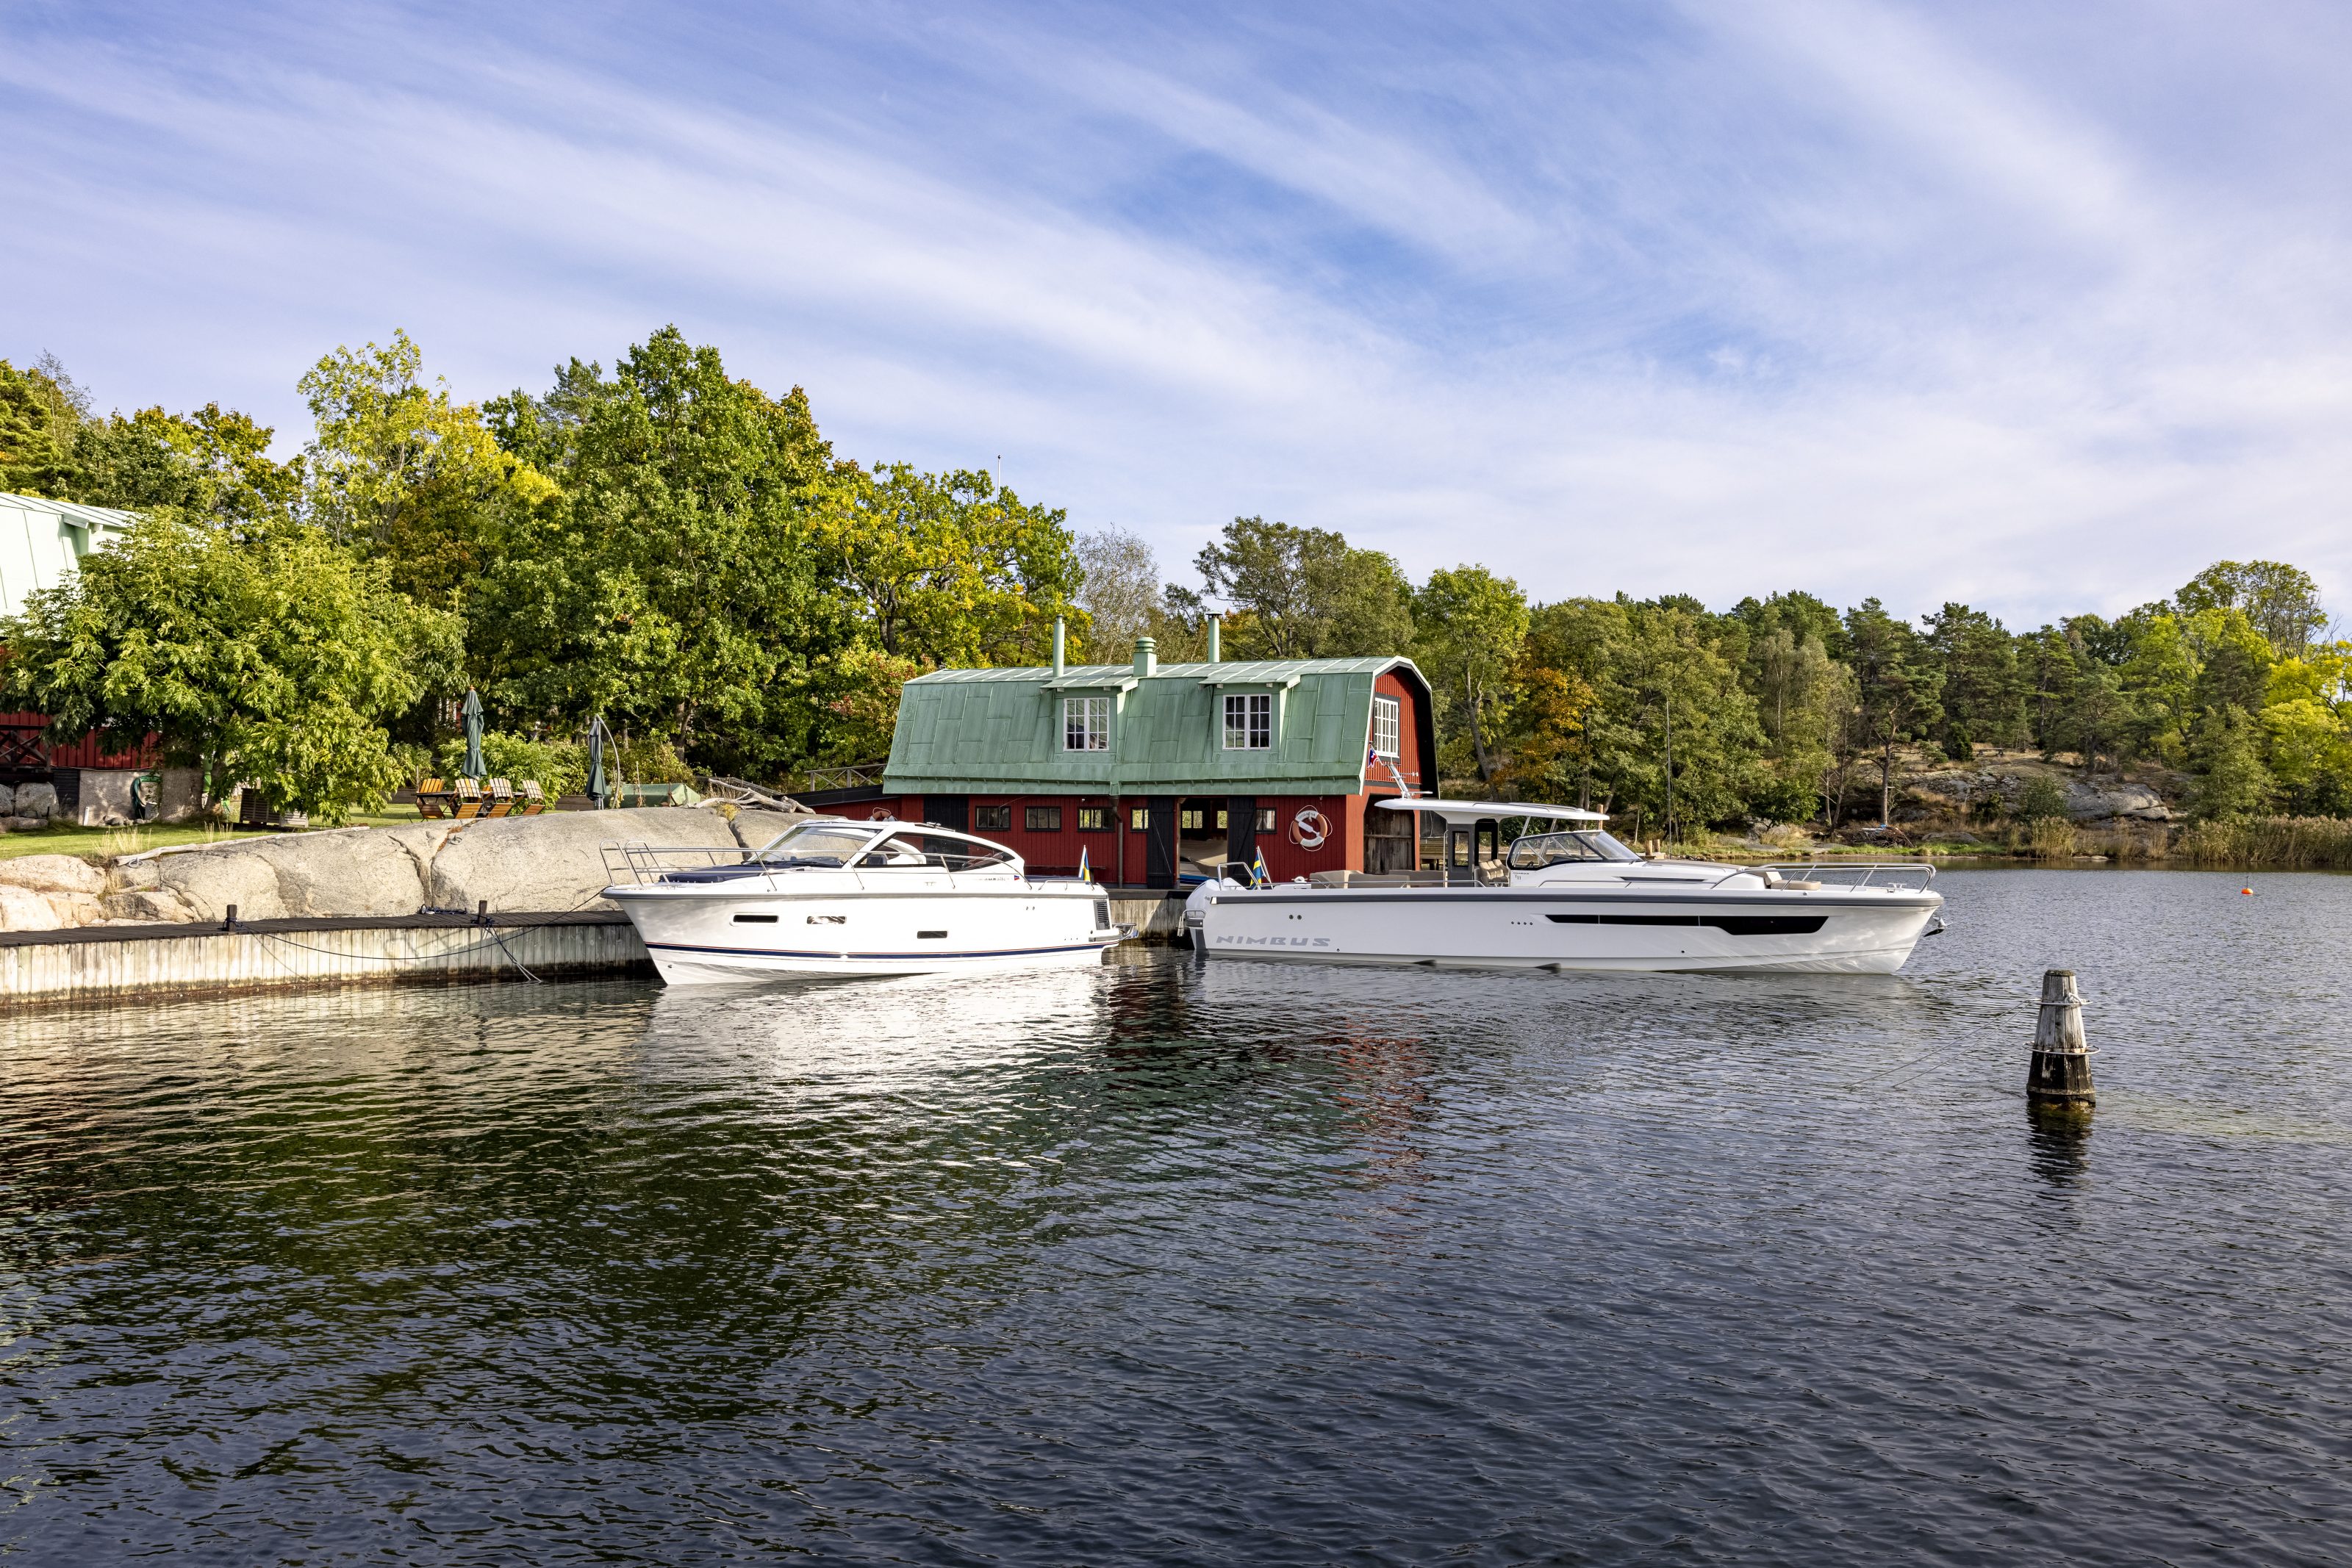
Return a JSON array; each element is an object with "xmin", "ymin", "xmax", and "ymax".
[
  {"xmin": 750, "ymin": 822, "xmax": 887, "ymax": 868},
  {"xmin": 850, "ymin": 829, "xmax": 1017, "ymax": 872},
  {"xmin": 1507, "ymin": 830, "xmax": 1643, "ymax": 869}
]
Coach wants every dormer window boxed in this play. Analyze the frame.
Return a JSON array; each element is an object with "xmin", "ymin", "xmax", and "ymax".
[
  {"xmin": 1371, "ymin": 694, "xmax": 1400, "ymax": 759},
  {"xmin": 1223, "ymin": 692, "xmax": 1272, "ymax": 749},
  {"xmin": 1064, "ymin": 696, "xmax": 1110, "ymax": 751}
]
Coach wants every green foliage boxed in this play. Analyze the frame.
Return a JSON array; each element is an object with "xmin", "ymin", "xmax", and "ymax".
[
  {"xmin": 1519, "ymin": 596, "xmax": 1765, "ymax": 835},
  {"xmin": 431, "ymin": 731, "xmax": 587, "ymax": 796},
  {"xmin": 1194, "ymin": 516, "xmax": 1413, "ymax": 659},
  {"xmin": 303, "ymin": 329, "xmax": 558, "ymax": 604},
  {"xmin": 2016, "ymin": 775, "xmax": 2070, "ymax": 822},
  {"xmin": 0, "ymin": 516, "xmax": 462, "ymax": 823},
  {"xmin": 1743, "ymin": 772, "xmax": 1820, "ymax": 824},
  {"xmin": 35, "ymin": 326, "xmax": 2352, "ymax": 839},
  {"xmin": 2176, "ymin": 561, "xmax": 2326, "ymax": 658},
  {"xmin": 1844, "ymin": 598, "xmax": 1942, "ymax": 824},
  {"xmin": 2190, "ymin": 706, "xmax": 2276, "ymax": 820},
  {"xmin": 808, "ymin": 461, "xmax": 1082, "ymax": 667},
  {"xmin": 74, "ymin": 403, "xmax": 303, "ymax": 525},
  {"xmin": 0, "ymin": 357, "xmax": 85, "ymax": 496},
  {"xmin": 470, "ymin": 327, "xmax": 850, "ymax": 776},
  {"xmin": 1923, "ymin": 603, "xmax": 2023, "ymax": 752},
  {"xmin": 1412, "ymin": 565, "xmax": 1529, "ymax": 786}
]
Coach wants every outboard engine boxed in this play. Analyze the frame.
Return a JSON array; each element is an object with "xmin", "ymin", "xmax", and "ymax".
[{"xmin": 1181, "ymin": 873, "xmax": 1244, "ymax": 952}]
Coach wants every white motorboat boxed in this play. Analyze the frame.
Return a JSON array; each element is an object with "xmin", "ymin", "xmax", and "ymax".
[
  {"xmin": 1190, "ymin": 799, "xmax": 1943, "ymax": 975},
  {"xmin": 603, "ymin": 817, "xmax": 1127, "ymax": 983}
]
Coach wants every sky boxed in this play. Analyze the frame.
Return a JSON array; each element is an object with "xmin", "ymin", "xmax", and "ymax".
[{"xmin": 5, "ymin": 0, "xmax": 2351, "ymax": 627}]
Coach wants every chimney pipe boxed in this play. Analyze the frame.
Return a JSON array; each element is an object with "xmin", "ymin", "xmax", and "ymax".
[
  {"xmin": 1206, "ymin": 613, "xmax": 1222, "ymax": 663},
  {"xmin": 1052, "ymin": 616, "xmax": 1066, "ymax": 676},
  {"xmin": 1133, "ymin": 636, "xmax": 1157, "ymax": 677}
]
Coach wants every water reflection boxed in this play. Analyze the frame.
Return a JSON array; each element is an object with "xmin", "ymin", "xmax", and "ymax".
[{"xmin": 2026, "ymin": 1101, "xmax": 2096, "ymax": 1190}]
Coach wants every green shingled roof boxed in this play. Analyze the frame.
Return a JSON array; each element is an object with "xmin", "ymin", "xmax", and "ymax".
[{"xmin": 883, "ymin": 655, "xmax": 1428, "ymax": 796}]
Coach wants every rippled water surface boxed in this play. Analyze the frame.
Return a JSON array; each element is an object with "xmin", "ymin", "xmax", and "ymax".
[{"xmin": 6, "ymin": 868, "xmax": 2352, "ymax": 1564}]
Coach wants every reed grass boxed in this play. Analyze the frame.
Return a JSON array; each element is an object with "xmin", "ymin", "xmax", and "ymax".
[
  {"xmin": 2024, "ymin": 819, "xmax": 2079, "ymax": 859},
  {"xmin": 2170, "ymin": 816, "xmax": 2352, "ymax": 869}
]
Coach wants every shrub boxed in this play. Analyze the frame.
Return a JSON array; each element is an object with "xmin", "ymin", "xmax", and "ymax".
[
  {"xmin": 434, "ymin": 731, "xmax": 587, "ymax": 796},
  {"xmin": 2017, "ymin": 775, "xmax": 2069, "ymax": 822},
  {"xmin": 1743, "ymin": 774, "xmax": 1820, "ymax": 824}
]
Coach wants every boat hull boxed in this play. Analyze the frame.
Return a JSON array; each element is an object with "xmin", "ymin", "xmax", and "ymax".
[
  {"xmin": 609, "ymin": 880, "xmax": 1122, "ymax": 983},
  {"xmin": 1198, "ymin": 886, "xmax": 1943, "ymax": 975}
]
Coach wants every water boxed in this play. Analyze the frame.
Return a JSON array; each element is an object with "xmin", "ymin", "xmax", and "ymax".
[{"xmin": 4, "ymin": 868, "xmax": 2351, "ymax": 1564}]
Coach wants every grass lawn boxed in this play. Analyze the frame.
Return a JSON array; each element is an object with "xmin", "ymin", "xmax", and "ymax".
[{"xmin": 0, "ymin": 809, "xmax": 449, "ymax": 863}]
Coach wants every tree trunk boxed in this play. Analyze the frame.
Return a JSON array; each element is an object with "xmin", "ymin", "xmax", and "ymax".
[
  {"xmin": 1879, "ymin": 736, "xmax": 1896, "ymax": 827},
  {"xmin": 1466, "ymin": 670, "xmax": 1494, "ymax": 786}
]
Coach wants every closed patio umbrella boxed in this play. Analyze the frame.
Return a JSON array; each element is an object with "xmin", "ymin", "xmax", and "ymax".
[
  {"xmin": 461, "ymin": 688, "xmax": 485, "ymax": 780},
  {"xmin": 586, "ymin": 716, "xmax": 612, "ymax": 810}
]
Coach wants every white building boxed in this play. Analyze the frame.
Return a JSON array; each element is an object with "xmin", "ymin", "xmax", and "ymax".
[{"xmin": 0, "ymin": 492, "xmax": 136, "ymax": 619}]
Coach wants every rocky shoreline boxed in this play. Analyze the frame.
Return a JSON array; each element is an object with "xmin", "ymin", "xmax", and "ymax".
[{"xmin": 0, "ymin": 806, "xmax": 808, "ymax": 935}]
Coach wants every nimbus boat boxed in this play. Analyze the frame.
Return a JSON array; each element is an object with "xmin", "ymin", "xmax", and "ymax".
[
  {"xmin": 603, "ymin": 818, "xmax": 1125, "ymax": 983},
  {"xmin": 1191, "ymin": 799, "xmax": 1943, "ymax": 975}
]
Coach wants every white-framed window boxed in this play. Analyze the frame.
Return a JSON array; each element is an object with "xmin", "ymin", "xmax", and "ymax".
[
  {"xmin": 1223, "ymin": 691, "xmax": 1272, "ymax": 749},
  {"xmin": 1372, "ymin": 694, "xmax": 1401, "ymax": 759},
  {"xmin": 1064, "ymin": 695, "xmax": 1110, "ymax": 751}
]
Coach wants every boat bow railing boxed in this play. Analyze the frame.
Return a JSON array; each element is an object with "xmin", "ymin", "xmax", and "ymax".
[{"xmin": 602, "ymin": 843, "xmax": 757, "ymax": 886}]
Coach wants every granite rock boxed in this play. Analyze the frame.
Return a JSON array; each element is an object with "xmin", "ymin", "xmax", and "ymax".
[
  {"xmin": 426, "ymin": 807, "xmax": 736, "ymax": 913},
  {"xmin": 229, "ymin": 827, "xmax": 434, "ymax": 918},
  {"xmin": 105, "ymin": 888, "xmax": 197, "ymax": 924},
  {"xmin": 0, "ymin": 854, "xmax": 108, "ymax": 896},
  {"xmin": 156, "ymin": 848, "xmax": 288, "ymax": 922}
]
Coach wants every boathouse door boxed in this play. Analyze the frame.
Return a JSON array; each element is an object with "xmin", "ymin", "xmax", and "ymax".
[
  {"xmin": 921, "ymin": 794, "xmax": 967, "ymax": 832},
  {"xmin": 1226, "ymin": 796, "xmax": 1255, "ymax": 873},
  {"xmin": 1364, "ymin": 799, "xmax": 1415, "ymax": 873},
  {"xmin": 1144, "ymin": 796, "xmax": 1180, "ymax": 889}
]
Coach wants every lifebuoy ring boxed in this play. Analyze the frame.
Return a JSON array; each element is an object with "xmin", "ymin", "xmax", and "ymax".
[{"xmin": 1287, "ymin": 807, "xmax": 1330, "ymax": 850}]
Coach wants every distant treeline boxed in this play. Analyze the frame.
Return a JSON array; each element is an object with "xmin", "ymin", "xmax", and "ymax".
[
  {"xmin": 1083, "ymin": 525, "xmax": 2338, "ymax": 838},
  {"xmin": 1, "ymin": 336, "xmax": 2340, "ymax": 832}
]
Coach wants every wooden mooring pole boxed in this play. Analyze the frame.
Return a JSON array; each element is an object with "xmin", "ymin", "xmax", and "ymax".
[{"xmin": 2026, "ymin": 968, "xmax": 2095, "ymax": 1107}]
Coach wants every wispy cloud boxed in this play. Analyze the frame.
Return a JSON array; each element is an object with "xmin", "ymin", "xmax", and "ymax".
[{"xmin": 4, "ymin": 0, "xmax": 2349, "ymax": 626}]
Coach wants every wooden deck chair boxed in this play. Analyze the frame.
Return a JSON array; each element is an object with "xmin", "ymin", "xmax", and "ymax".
[
  {"xmin": 451, "ymin": 777, "xmax": 486, "ymax": 819},
  {"xmin": 414, "ymin": 777, "xmax": 451, "ymax": 819},
  {"xmin": 481, "ymin": 777, "xmax": 516, "ymax": 818},
  {"xmin": 517, "ymin": 780, "xmax": 548, "ymax": 815}
]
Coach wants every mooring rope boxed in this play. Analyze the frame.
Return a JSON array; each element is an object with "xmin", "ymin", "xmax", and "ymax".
[{"xmin": 247, "ymin": 927, "xmax": 557, "ymax": 979}]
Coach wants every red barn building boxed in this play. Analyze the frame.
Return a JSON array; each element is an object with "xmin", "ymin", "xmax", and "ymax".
[{"xmin": 832, "ymin": 630, "xmax": 1436, "ymax": 888}]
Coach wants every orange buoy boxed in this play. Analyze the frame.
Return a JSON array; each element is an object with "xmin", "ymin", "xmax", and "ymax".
[{"xmin": 2242, "ymin": 888, "xmax": 2254, "ymax": 896}]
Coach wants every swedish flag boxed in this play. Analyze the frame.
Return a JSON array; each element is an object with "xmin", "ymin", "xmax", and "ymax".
[
  {"xmin": 1078, "ymin": 846, "xmax": 1091, "ymax": 883},
  {"xmin": 1251, "ymin": 850, "xmax": 1269, "ymax": 888}
]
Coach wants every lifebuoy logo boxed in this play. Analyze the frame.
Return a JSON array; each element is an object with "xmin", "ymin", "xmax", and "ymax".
[{"xmin": 1287, "ymin": 807, "xmax": 1330, "ymax": 849}]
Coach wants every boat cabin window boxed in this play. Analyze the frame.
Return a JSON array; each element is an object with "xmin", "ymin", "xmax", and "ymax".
[
  {"xmin": 751, "ymin": 823, "xmax": 886, "ymax": 868},
  {"xmin": 1507, "ymin": 830, "xmax": 1642, "ymax": 869},
  {"xmin": 851, "ymin": 829, "xmax": 1017, "ymax": 872}
]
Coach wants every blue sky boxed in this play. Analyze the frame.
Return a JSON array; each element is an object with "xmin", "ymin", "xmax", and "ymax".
[{"xmin": 6, "ymin": 0, "xmax": 2351, "ymax": 627}]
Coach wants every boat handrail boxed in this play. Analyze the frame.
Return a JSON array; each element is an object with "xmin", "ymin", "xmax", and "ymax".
[
  {"xmin": 1728, "ymin": 860, "xmax": 1938, "ymax": 891},
  {"xmin": 602, "ymin": 842, "xmax": 757, "ymax": 885}
]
